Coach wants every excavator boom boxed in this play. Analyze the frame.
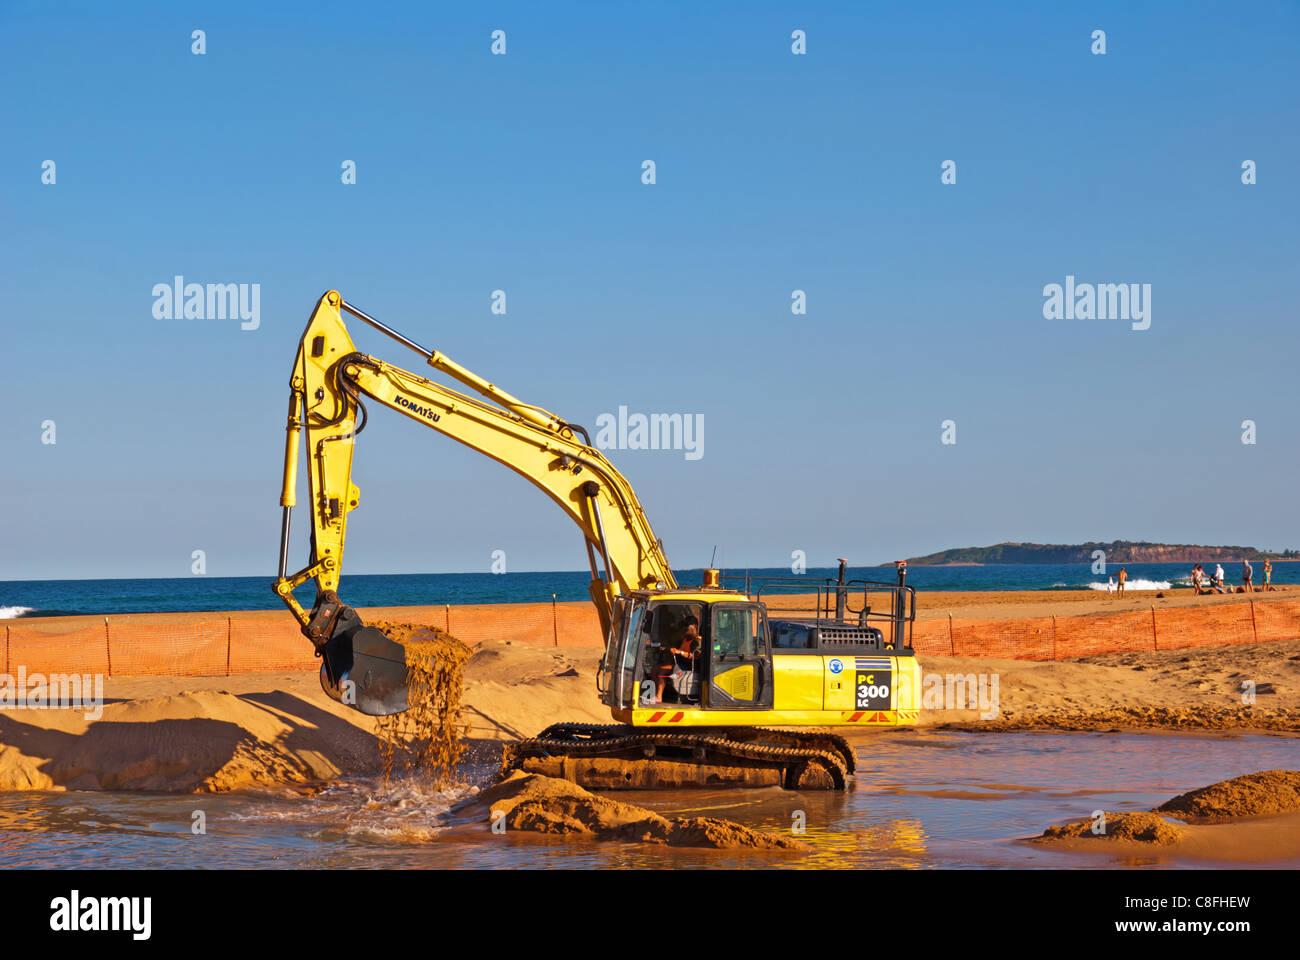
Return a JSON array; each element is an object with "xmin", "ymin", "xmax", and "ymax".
[{"xmin": 273, "ymin": 290, "xmax": 675, "ymax": 714}]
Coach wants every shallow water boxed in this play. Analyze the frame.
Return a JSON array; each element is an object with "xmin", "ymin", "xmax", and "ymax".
[{"xmin": 2, "ymin": 731, "xmax": 1297, "ymax": 869}]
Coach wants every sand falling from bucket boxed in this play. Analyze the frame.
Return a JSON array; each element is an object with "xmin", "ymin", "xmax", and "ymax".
[{"xmin": 368, "ymin": 620, "xmax": 472, "ymax": 788}]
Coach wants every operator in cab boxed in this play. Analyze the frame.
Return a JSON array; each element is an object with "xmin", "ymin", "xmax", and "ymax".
[{"xmin": 669, "ymin": 615, "xmax": 702, "ymax": 702}]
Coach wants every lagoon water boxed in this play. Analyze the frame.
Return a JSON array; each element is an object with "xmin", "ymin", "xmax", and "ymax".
[{"xmin": 4, "ymin": 731, "xmax": 1297, "ymax": 869}]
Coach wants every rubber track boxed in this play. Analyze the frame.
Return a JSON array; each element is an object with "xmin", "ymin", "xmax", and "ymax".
[{"xmin": 503, "ymin": 723, "xmax": 849, "ymax": 789}]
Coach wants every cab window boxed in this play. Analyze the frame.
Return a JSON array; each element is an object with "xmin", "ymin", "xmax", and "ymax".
[
  {"xmin": 604, "ymin": 599, "xmax": 630, "ymax": 677},
  {"xmin": 622, "ymin": 602, "xmax": 646, "ymax": 671},
  {"xmin": 711, "ymin": 605, "xmax": 764, "ymax": 657},
  {"xmin": 771, "ymin": 621, "xmax": 812, "ymax": 649}
]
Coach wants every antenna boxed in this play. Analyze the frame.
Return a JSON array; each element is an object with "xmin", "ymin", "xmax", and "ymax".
[{"xmin": 710, "ymin": 545, "xmax": 718, "ymax": 568}]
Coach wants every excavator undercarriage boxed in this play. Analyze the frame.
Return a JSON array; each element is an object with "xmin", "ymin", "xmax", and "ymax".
[{"xmin": 503, "ymin": 723, "xmax": 855, "ymax": 790}]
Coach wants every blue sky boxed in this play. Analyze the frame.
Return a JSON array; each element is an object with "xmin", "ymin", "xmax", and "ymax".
[{"xmin": 2, "ymin": 1, "xmax": 1297, "ymax": 580}]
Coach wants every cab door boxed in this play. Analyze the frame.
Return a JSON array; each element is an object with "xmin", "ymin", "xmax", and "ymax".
[
  {"xmin": 614, "ymin": 598, "xmax": 647, "ymax": 709},
  {"xmin": 705, "ymin": 603, "xmax": 775, "ymax": 710},
  {"xmin": 599, "ymin": 596, "xmax": 631, "ymax": 707}
]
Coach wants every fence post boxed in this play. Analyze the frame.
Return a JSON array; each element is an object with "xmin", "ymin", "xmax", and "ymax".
[
  {"xmin": 552, "ymin": 594, "xmax": 558, "ymax": 647},
  {"xmin": 948, "ymin": 613, "xmax": 955, "ymax": 656},
  {"xmin": 1051, "ymin": 615, "xmax": 1057, "ymax": 660},
  {"xmin": 445, "ymin": 604, "xmax": 451, "ymax": 634},
  {"xmin": 1249, "ymin": 599, "xmax": 1258, "ymax": 643},
  {"xmin": 1150, "ymin": 606, "xmax": 1158, "ymax": 651},
  {"xmin": 4, "ymin": 624, "xmax": 9, "ymax": 675},
  {"xmin": 226, "ymin": 617, "xmax": 233, "ymax": 676},
  {"xmin": 104, "ymin": 617, "xmax": 112, "ymax": 677}
]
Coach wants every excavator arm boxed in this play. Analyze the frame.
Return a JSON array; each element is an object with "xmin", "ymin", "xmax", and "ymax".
[{"xmin": 273, "ymin": 290, "xmax": 676, "ymax": 714}]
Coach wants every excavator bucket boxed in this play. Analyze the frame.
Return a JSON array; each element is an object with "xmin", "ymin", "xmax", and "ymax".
[{"xmin": 317, "ymin": 609, "xmax": 410, "ymax": 716}]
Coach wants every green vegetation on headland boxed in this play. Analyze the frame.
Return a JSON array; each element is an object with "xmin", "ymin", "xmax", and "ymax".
[{"xmin": 908, "ymin": 541, "xmax": 1299, "ymax": 565}]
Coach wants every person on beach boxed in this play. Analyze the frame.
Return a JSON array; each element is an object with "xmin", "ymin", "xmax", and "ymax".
[
  {"xmin": 1117, "ymin": 567, "xmax": 1127, "ymax": 596},
  {"xmin": 1191, "ymin": 564, "xmax": 1204, "ymax": 595},
  {"xmin": 1107, "ymin": 575, "xmax": 1115, "ymax": 594},
  {"xmin": 1243, "ymin": 558, "xmax": 1254, "ymax": 593},
  {"xmin": 1264, "ymin": 558, "xmax": 1273, "ymax": 591},
  {"xmin": 1214, "ymin": 563, "xmax": 1226, "ymax": 592}
]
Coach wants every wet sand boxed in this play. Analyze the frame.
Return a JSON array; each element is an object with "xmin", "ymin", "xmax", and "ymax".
[{"xmin": 1032, "ymin": 771, "xmax": 1300, "ymax": 862}]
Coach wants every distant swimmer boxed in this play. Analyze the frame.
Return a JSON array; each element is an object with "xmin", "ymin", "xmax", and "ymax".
[{"xmin": 1117, "ymin": 567, "xmax": 1127, "ymax": 597}]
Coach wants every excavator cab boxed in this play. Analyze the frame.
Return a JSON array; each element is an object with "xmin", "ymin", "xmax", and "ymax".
[{"xmin": 597, "ymin": 592, "xmax": 775, "ymax": 714}]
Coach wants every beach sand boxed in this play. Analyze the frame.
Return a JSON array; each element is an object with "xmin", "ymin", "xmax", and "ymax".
[
  {"xmin": 915, "ymin": 637, "xmax": 1300, "ymax": 731},
  {"xmin": 910, "ymin": 585, "xmax": 1292, "ymax": 620}
]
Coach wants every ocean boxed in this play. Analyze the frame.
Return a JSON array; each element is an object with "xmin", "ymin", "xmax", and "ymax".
[{"xmin": 1, "ymin": 562, "xmax": 1291, "ymax": 619}]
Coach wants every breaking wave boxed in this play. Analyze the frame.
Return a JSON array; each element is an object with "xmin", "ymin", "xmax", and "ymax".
[
  {"xmin": 0, "ymin": 606, "xmax": 35, "ymax": 619},
  {"xmin": 1085, "ymin": 579, "xmax": 1172, "ymax": 591}
]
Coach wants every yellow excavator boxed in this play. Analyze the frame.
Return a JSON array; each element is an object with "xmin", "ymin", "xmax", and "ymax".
[{"xmin": 273, "ymin": 291, "xmax": 922, "ymax": 789}]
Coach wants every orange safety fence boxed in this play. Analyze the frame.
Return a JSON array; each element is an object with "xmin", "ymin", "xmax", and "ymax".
[
  {"xmin": 0, "ymin": 601, "xmax": 604, "ymax": 679},
  {"xmin": 2, "ymin": 599, "xmax": 1298, "ymax": 679},
  {"xmin": 912, "ymin": 601, "xmax": 1300, "ymax": 660}
]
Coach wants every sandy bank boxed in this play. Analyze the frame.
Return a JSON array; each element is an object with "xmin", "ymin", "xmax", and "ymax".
[
  {"xmin": 1033, "ymin": 771, "xmax": 1300, "ymax": 861},
  {"xmin": 920, "ymin": 638, "xmax": 1300, "ymax": 732},
  {"xmin": 0, "ymin": 639, "xmax": 607, "ymax": 792}
]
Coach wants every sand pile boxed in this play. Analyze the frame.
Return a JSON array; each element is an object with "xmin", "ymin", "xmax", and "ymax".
[
  {"xmin": 0, "ymin": 635, "xmax": 599, "ymax": 795},
  {"xmin": 467, "ymin": 771, "xmax": 809, "ymax": 850},
  {"xmin": 1156, "ymin": 770, "xmax": 1300, "ymax": 822},
  {"xmin": 1035, "ymin": 769, "xmax": 1300, "ymax": 859},
  {"xmin": 1039, "ymin": 812, "xmax": 1184, "ymax": 845},
  {"xmin": 369, "ymin": 621, "xmax": 472, "ymax": 788},
  {"xmin": 0, "ymin": 689, "xmax": 378, "ymax": 792}
]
